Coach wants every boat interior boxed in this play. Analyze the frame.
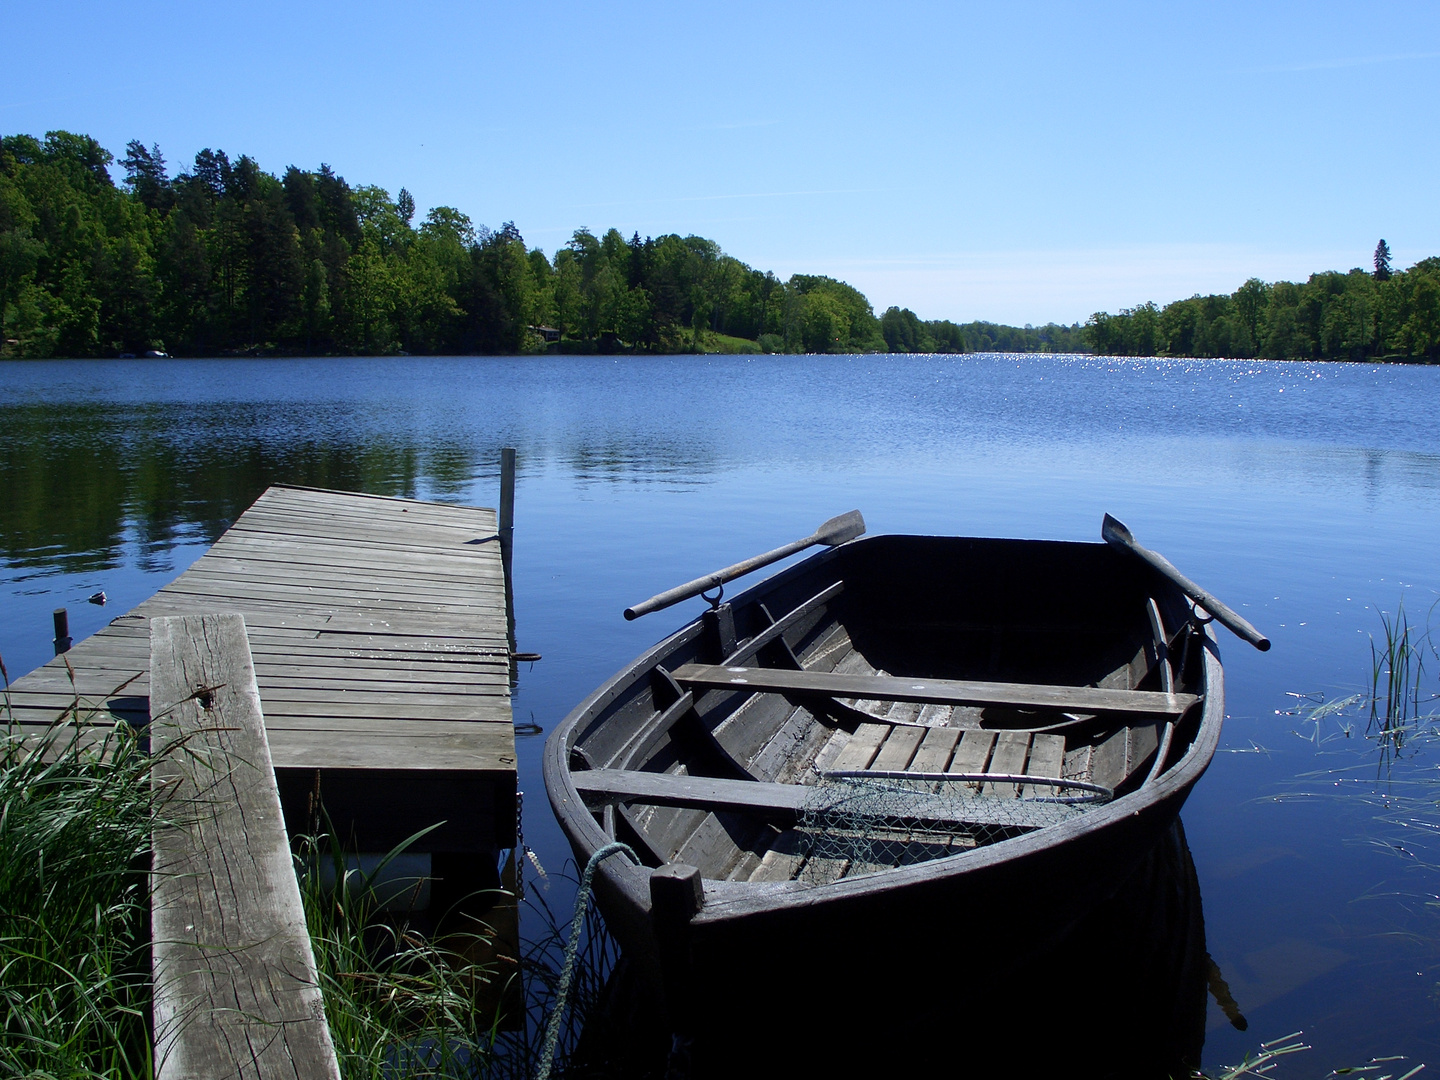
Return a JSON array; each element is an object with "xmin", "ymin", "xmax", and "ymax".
[{"xmin": 567, "ymin": 536, "xmax": 1210, "ymax": 886}]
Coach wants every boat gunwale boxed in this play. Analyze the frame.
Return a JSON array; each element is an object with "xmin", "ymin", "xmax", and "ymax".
[{"xmin": 542, "ymin": 533, "xmax": 1225, "ymax": 924}]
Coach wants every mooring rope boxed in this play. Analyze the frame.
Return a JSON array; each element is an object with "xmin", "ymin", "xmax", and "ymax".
[{"xmin": 535, "ymin": 840, "xmax": 640, "ymax": 1080}]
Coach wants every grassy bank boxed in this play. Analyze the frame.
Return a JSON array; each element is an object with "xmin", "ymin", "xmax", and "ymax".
[
  {"xmin": 0, "ymin": 691, "xmax": 155, "ymax": 1078},
  {"xmin": 0, "ymin": 671, "xmax": 513, "ymax": 1080}
]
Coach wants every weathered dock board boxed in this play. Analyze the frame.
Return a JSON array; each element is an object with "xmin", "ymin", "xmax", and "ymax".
[
  {"xmin": 4, "ymin": 484, "xmax": 516, "ymax": 851},
  {"xmin": 151, "ymin": 613, "xmax": 340, "ymax": 1080}
]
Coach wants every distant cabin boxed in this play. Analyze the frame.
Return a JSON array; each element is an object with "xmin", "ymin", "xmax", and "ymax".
[{"xmin": 531, "ymin": 325, "xmax": 561, "ymax": 344}]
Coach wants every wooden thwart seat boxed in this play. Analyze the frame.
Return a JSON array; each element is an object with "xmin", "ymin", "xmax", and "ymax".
[
  {"xmin": 573, "ymin": 768, "xmax": 1076, "ymax": 833},
  {"xmin": 670, "ymin": 663, "xmax": 1197, "ymax": 718}
]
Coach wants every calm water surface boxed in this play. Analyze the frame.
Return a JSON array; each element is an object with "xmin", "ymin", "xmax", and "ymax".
[{"xmin": 3, "ymin": 354, "xmax": 1439, "ymax": 1073}]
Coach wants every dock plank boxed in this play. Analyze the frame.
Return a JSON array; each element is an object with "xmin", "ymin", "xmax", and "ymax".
[
  {"xmin": 7, "ymin": 485, "xmax": 516, "ymax": 850},
  {"xmin": 150, "ymin": 613, "xmax": 340, "ymax": 1080}
]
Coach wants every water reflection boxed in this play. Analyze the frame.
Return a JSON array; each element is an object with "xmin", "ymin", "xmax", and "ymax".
[
  {"xmin": 0, "ymin": 403, "xmax": 485, "ymax": 570},
  {"xmin": 564, "ymin": 820, "xmax": 1213, "ymax": 1079}
]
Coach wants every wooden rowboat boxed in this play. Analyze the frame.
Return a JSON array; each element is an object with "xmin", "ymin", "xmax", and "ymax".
[{"xmin": 542, "ymin": 513, "xmax": 1265, "ymax": 1070}]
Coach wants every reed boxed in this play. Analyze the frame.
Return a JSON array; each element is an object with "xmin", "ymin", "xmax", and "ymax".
[
  {"xmin": 0, "ymin": 660, "xmax": 157, "ymax": 1079},
  {"xmin": 1368, "ymin": 600, "xmax": 1438, "ymax": 743},
  {"xmin": 295, "ymin": 822, "xmax": 505, "ymax": 1080}
]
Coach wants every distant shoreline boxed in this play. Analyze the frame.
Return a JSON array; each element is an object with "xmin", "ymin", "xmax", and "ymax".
[{"xmin": 3, "ymin": 131, "xmax": 1435, "ymax": 364}]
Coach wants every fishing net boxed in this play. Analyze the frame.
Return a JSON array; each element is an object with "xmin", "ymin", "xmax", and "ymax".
[{"xmin": 794, "ymin": 771, "xmax": 1113, "ymax": 877}]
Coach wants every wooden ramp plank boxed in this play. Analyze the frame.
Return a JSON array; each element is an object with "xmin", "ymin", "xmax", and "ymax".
[{"xmin": 150, "ymin": 613, "xmax": 340, "ymax": 1080}]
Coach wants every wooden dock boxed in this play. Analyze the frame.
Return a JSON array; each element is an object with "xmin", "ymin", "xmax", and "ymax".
[{"xmin": 3, "ymin": 484, "xmax": 516, "ymax": 854}]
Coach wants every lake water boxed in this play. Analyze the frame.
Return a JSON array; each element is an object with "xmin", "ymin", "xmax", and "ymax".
[{"xmin": 3, "ymin": 354, "xmax": 1439, "ymax": 1073}]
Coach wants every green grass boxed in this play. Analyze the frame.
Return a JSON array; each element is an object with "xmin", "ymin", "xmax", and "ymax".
[
  {"xmin": 695, "ymin": 331, "xmax": 762, "ymax": 355},
  {"xmin": 0, "ymin": 659, "xmax": 157, "ymax": 1080},
  {"xmin": 296, "ymin": 823, "xmax": 506, "ymax": 1079},
  {"xmin": 0, "ymin": 653, "xmax": 511, "ymax": 1080}
]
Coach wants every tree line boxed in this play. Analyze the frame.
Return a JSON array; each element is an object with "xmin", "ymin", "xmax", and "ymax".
[
  {"xmin": 1085, "ymin": 240, "xmax": 1440, "ymax": 362},
  {"xmin": 8, "ymin": 131, "xmax": 1427, "ymax": 363},
  {"xmin": 0, "ymin": 131, "xmax": 1084, "ymax": 359}
]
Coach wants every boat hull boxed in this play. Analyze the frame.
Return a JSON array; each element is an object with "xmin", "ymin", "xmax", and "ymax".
[{"xmin": 543, "ymin": 532, "xmax": 1225, "ymax": 1066}]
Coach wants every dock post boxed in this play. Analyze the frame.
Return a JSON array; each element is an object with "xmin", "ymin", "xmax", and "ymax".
[
  {"xmin": 499, "ymin": 447, "xmax": 517, "ymax": 653},
  {"xmin": 52, "ymin": 608, "xmax": 71, "ymax": 655},
  {"xmin": 650, "ymin": 862, "xmax": 703, "ymax": 1077}
]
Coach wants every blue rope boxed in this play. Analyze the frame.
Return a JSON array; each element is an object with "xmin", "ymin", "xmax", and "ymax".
[{"xmin": 535, "ymin": 841, "xmax": 639, "ymax": 1080}]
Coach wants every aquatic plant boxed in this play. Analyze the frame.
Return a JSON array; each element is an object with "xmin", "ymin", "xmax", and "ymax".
[
  {"xmin": 295, "ymin": 822, "xmax": 506, "ymax": 1080},
  {"xmin": 0, "ymin": 662, "xmax": 158, "ymax": 1079},
  {"xmin": 1200, "ymin": 1032, "xmax": 1423, "ymax": 1080},
  {"xmin": 1369, "ymin": 600, "xmax": 1438, "ymax": 744}
]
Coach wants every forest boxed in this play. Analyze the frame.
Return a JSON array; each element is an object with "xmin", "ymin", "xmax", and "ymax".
[
  {"xmin": 4, "ymin": 131, "xmax": 1432, "ymax": 362},
  {"xmin": 0, "ymin": 130, "xmax": 1084, "ymax": 359},
  {"xmin": 1084, "ymin": 241, "xmax": 1440, "ymax": 362}
]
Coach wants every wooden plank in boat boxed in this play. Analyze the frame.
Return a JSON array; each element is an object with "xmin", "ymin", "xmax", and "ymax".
[
  {"xmin": 908, "ymin": 726, "xmax": 962, "ymax": 773},
  {"xmin": 983, "ymin": 731, "xmax": 1030, "ymax": 798},
  {"xmin": 571, "ymin": 769, "xmax": 1076, "ymax": 831},
  {"xmin": 674, "ymin": 811, "xmax": 755, "ymax": 876},
  {"xmin": 723, "ymin": 581, "xmax": 844, "ymax": 668},
  {"xmin": 949, "ymin": 730, "xmax": 997, "ymax": 779},
  {"xmin": 610, "ymin": 692, "xmax": 696, "ymax": 770},
  {"xmin": 714, "ymin": 692, "xmax": 795, "ymax": 768},
  {"xmin": 772, "ymin": 715, "xmax": 839, "ymax": 785},
  {"xmin": 749, "ymin": 706, "xmax": 819, "ymax": 781},
  {"xmin": 1063, "ymin": 743, "xmax": 1095, "ymax": 785},
  {"xmin": 829, "ymin": 722, "xmax": 888, "ymax": 770},
  {"xmin": 916, "ymin": 703, "xmax": 955, "ymax": 727},
  {"xmin": 870, "ymin": 725, "xmax": 925, "ymax": 771},
  {"xmin": 1127, "ymin": 723, "xmax": 1161, "ymax": 776},
  {"xmin": 1090, "ymin": 728, "xmax": 1130, "ymax": 791},
  {"xmin": 749, "ymin": 830, "xmax": 807, "ymax": 882},
  {"xmin": 670, "ymin": 664, "xmax": 1197, "ymax": 717},
  {"xmin": 1023, "ymin": 733, "xmax": 1066, "ymax": 798},
  {"xmin": 884, "ymin": 701, "xmax": 924, "ymax": 725},
  {"xmin": 808, "ymin": 729, "xmax": 852, "ymax": 780}
]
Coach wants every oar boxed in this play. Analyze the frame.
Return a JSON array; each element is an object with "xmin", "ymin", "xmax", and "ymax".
[
  {"xmin": 625, "ymin": 511, "xmax": 865, "ymax": 621},
  {"xmin": 1102, "ymin": 514, "xmax": 1270, "ymax": 651}
]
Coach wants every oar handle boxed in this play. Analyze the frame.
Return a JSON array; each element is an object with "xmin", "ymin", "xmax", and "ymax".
[
  {"xmin": 1102, "ymin": 514, "xmax": 1271, "ymax": 652},
  {"xmin": 625, "ymin": 511, "xmax": 864, "ymax": 620}
]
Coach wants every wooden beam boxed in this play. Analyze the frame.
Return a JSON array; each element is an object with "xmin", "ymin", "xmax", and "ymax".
[
  {"xmin": 150, "ymin": 613, "xmax": 340, "ymax": 1080},
  {"xmin": 722, "ymin": 581, "xmax": 845, "ymax": 667},
  {"xmin": 570, "ymin": 768, "xmax": 1076, "ymax": 830},
  {"xmin": 670, "ymin": 663, "xmax": 1198, "ymax": 717}
]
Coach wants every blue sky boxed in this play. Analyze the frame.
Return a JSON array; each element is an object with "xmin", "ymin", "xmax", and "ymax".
[{"xmin": 6, "ymin": 1, "xmax": 1438, "ymax": 325}]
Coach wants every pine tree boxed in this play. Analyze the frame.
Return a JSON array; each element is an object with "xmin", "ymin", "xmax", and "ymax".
[{"xmin": 1374, "ymin": 239, "xmax": 1393, "ymax": 281}]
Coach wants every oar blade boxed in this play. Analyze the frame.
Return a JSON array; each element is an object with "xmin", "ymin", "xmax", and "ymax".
[
  {"xmin": 1100, "ymin": 512, "xmax": 1134, "ymax": 548},
  {"xmin": 1102, "ymin": 512, "xmax": 1271, "ymax": 652},
  {"xmin": 815, "ymin": 510, "xmax": 865, "ymax": 547}
]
